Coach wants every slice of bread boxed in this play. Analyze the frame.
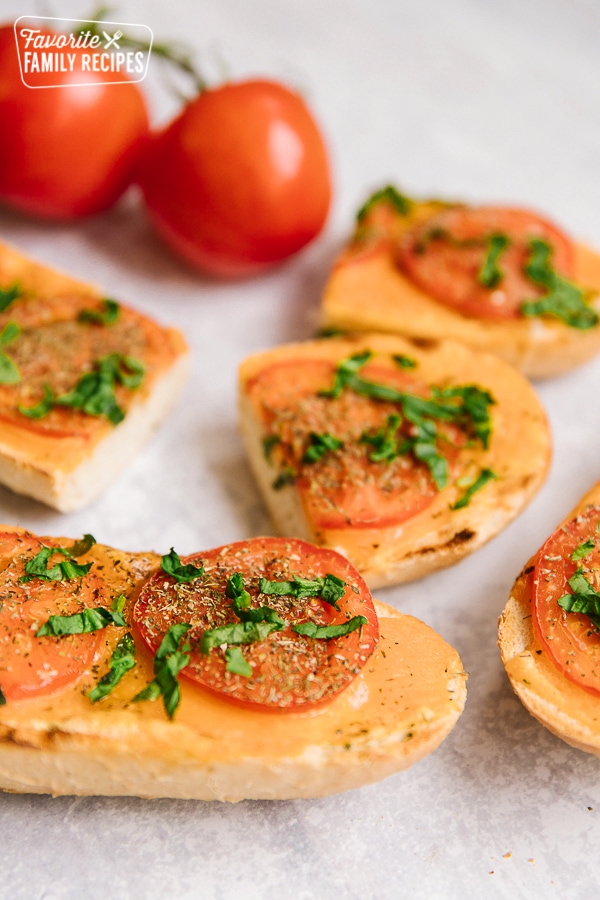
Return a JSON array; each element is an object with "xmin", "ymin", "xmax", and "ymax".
[
  {"xmin": 0, "ymin": 241, "xmax": 188, "ymax": 511},
  {"xmin": 322, "ymin": 199, "xmax": 600, "ymax": 379},
  {"xmin": 499, "ymin": 483, "xmax": 600, "ymax": 756},
  {"xmin": 239, "ymin": 333, "xmax": 551, "ymax": 589},
  {"xmin": 0, "ymin": 529, "xmax": 466, "ymax": 800}
]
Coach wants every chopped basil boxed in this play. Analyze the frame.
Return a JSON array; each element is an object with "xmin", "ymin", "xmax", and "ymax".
[
  {"xmin": 356, "ymin": 185, "xmax": 412, "ymax": 223},
  {"xmin": 161, "ymin": 548, "xmax": 204, "ymax": 583},
  {"xmin": 20, "ymin": 543, "xmax": 94, "ymax": 584},
  {"xmin": 133, "ymin": 623, "xmax": 191, "ymax": 720},
  {"xmin": 78, "ymin": 298, "xmax": 120, "ymax": 326},
  {"xmin": 321, "ymin": 352, "xmax": 494, "ymax": 490},
  {"xmin": 0, "ymin": 283, "xmax": 23, "ymax": 313},
  {"xmin": 18, "ymin": 384, "xmax": 53, "ymax": 419},
  {"xmin": 55, "ymin": 354, "xmax": 145, "ymax": 425},
  {"xmin": 262, "ymin": 434, "xmax": 281, "ymax": 462},
  {"xmin": 393, "ymin": 354, "xmax": 417, "ymax": 369},
  {"xmin": 225, "ymin": 646, "xmax": 253, "ymax": 678},
  {"xmin": 360, "ymin": 413, "xmax": 406, "ymax": 463},
  {"xmin": 558, "ymin": 568, "xmax": 600, "ymax": 629},
  {"xmin": 0, "ymin": 685, "xmax": 6, "ymax": 707},
  {"xmin": 478, "ymin": 233, "xmax": 510, "ymax": 288},
  {"xmin": 36, "ymin": 603, "xmax": 126, "ymax": 637},
  {"xmin": 315, "ymin": 326, "xmax": 347, "ymax": 339},
  {"xmin": 521, "ymin": 239, "xmax": 598, "ymax": 330},
  {"xmin": 225, "ymin": 572, "xmax": 284, "ymax": 625},
  {"xmin": 272, "ymin": 467, "xmax": 296, "ymax": 490},
  {"xmin": 88, "ymin": 632, "xmax": 136, "ymax": 702},
  {"xmin": 259, "ymin": 572, "xmax": 346, "ymax": 610},
  {"xmin": 571, "ymin": 539, "xmax": 595, "ymax": 561},
  {"xmin": 302, "ymin": 431, "xmax": 344, "ymax": 464},
  {"xmin": 65, "ymin": 533, "xmax": 96, "ymax": 557},
  {"xmin": 451, "ymin": 468, "xmax": 497, "ymax": 510},
  {"xmin": 200, "ymin": 620, "xmax": 283, "ymax": 654},
  {"xmin": 0, "ymin": 322, "xmax": 20, "ymax": 385},
  {"xmin": 292, "ymin": 615, "xmax": 368, "ymax": 640}
]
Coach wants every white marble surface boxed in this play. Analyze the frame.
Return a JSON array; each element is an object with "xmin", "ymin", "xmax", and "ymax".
[{"xmin": 2, "ymin": 0, "xmax": 600, "ymax": 897}]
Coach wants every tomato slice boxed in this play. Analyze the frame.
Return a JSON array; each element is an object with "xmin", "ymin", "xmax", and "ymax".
[
  {"xmin": 532, "ymin": 506, "xmax": 600, "ymax": 696},
  {"xmin": 245, "ymin": 357, "xmax": 463, "ymax": 529},
  {"xmin": 134, "ymin": 537, "xmax": 379, "ymax": 712},
  {"xmin": 0, "ymin": 532, "xmax": 104, "ymax": 700},
  {"xmin": 397, "ymin": 206, "xmax": 574, "ymax": 320}
]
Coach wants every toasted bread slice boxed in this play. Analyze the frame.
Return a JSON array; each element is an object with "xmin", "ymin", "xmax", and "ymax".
[
  {"xmin": 239, "ymin": 333, "xmax": 551, "ymax": 588},
  {"xmin": 0, "ymin": 241, "xmax": 188, "ymax": 511},
  {"xmin": 322, "ymin": 199, "xmax": 600, "ymax": 379},
  {"xmin": 0, "ymin": 528, "xmax": 466, "ymax": 800},
  {"xmin": 499, "ymin": 483, "xmax": 600, "ymax": 756}
]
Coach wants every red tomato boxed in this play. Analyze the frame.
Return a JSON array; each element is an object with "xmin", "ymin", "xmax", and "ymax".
[
  {"xmin": 137, "ymin": 80, "xmax": 331, "ymax": 277},
  {"xmin": 532, "ymin": 506, "xmax": 600, "ymax": 696},
  {"xmin": 0, "ymin": 532, "xmax": 103, "ymax": 700},
  {"xmin": 397, "ymin": 206, "xmax": 574, "ymax": 320},
  {"xmin": 134, "ymin": 538, "xmax": 378, "ymax": 711},
  {"xmin": 0, "ymin": 24, "xmax": 149, "ymax": 218},
  {"xmin": 245, "ymin": 357, "xmax": 463, "ymax": 530}
]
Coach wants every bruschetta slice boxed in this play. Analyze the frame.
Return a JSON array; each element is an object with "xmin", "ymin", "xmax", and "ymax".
[
  {"xmin": 0, "ymin": 529, "xmax": 466, "ymax": 800},
  {"xmin": 239, "ymin": 333, "xmax": 551, "ymax": 588},
  {"xmin": 0, "ymin": 240, "xmax": 188, "ymax": 511},
  {"xmin": 322, "ymin": 186, "xmax": 600, "ymax": 379},
  {"xmin": 499, "ymin": 483, "xmax": 600, "ymax": 755}
]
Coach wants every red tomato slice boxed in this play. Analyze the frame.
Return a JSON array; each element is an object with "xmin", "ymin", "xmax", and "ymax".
[
  {"xmin": 0, "ymin": 532, "xmax": 103, "ymax": 700},
  {"xmin": 245, "ymin": 358, "xmax": 462, "ymax": 529},
  {"xmin": 134, "ymin": 537, "xmax": 379, "ymax": 712},
  {"xmin": 532, "ymin": 506, "xmax": 600, "ymax": 696},
  {"xmin": 397, "ymin": 206, "xmax": 574, "ymax": 320}
]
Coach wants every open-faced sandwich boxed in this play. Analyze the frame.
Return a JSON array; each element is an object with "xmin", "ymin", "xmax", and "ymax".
[
  {"xmin": 239, "ymin": 333, "xmax": 551, "ymax": 588},
  {"xmin": 322, "ymin": 185, "xmax": 600, "ymax": 378},
  {"xmin": 499, "ymin": 483, "xmax": 600, "ymax": 755},
  {"xmin": 0, "ymin": 529, "xmax": 466, "ymax": 800},
  {"xmin": 0, "ymin": 240, "xmax": 188, "ymax": 511}
]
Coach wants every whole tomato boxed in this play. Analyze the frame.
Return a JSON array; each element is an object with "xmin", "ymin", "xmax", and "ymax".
[
  {"xmin": 137, "ymin": 80, "xmax": 332, "ymax": 277},
  {"xmin": 0, "ymin": 23, "xmax": 149, "ymax": 219}
]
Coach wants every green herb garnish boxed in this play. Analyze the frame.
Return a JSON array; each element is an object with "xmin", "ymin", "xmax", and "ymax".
[
  {"xmin": 224, "ymin": 646, "xmax": 253, "ymax": 678},
  {"xmin": 78, "ymin": 298, "xmax": 120, "ymax": 326},
  {"xmin": 302, "ymin": 431, "xmax": 344, "ymax": 464},
  {"xmin": 356, "ymin": 185, "xmax": 412, "ymax": 222},
  {"xmin": 0, "ymin": 283, "xmax": 23, "ymax": 313},
  {"xmin": 272, "ymin": 467, "xmax": 296, "ymax": 490},
  {"xmin": 360, "ymin": 413, "xmax": 407, "ymax": 463},
  {"xmin": 571, "ymin": 539, "xmax": 595, "ymax": 561},
  {"xmin": 225, "ymin": 572, "xmax": 285, "ymax": 625},
  {"xmin": 521, "ymin": 239, "xmax": 598, "ymax": 330},
  {"xmin": 18, "ymin": 383, "xmax": 53, "ymax": 419},
  {"xmin": 478, "ymin": 233, "xmax": 510, "ymax": 288},
  {"xmin": 393, "ymin": 354, "xmax": 417, "ymax": 369},
  {"xmin": 55, "ymin": 354, "xmax": 145, "ymax": 424},
  {"xmin": 259, "ymin": 573, "xmax": 346, "ymax": 610},
  {"xmin": 262, "ymin": 434, "xmax": 281, "ymax": 462},
  {"xmin": 88, "ymin": 633, "xmax": 136, "ymax": 702},
  {"xmin": 451, "ymin": 468, "xmax": 497, "ymax": 510},
  {"xmin": 0, "ymin": 322, "xmax": 20, "ymax": 385},
  {"xmin": 321, "ymin": 352, "xmax": 494, "ymax": 490},
  {"xmin": 200, "ymin": 620, "xmax": 283, "ymax": 654},
  {"xmin": 0, "ymin": 686, "xmax": 6, "ymax": 707},
  {"xmin": 161, "ymin": 548, "xmax": 204, "ymax": 583},
  {"xmin": 558, "ymin": 568, "xmax": 600, "ymax": 628},
  {"xmin": 20, "ymin": 540, "xmax": 94, "ymax": 584},
  {"xmin": 36, "ymin": 601, "xmax": 126, "ymax": 637},
  {"xmin": 133, "ymin": 623, "xmax": 191, "ymax": 720},
  {"xmin": 292, "ymin": 615, "xmax": 368, "ymax": 640}
]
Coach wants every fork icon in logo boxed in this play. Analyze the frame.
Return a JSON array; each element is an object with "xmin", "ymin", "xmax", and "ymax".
[{"xmin": 102, "ymin": 30, "xmax": 123, "ymax": 49}]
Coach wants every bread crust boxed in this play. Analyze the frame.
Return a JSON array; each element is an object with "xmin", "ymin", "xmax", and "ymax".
[
  {"xmin": 0, "ymin": 241, "xmax": 189, "ymax": 511},
  {"xmin": 498, "ymin": 483, "xmax": 600, "ymax": 755},
  {"xmin": 322, "ymin": 231, "xmax": 600, "ymax": 379},
  {"xmin": 239, "ymin": 333, "xmax": 551, "ymax": 589},
  {"xmin": 0, "ymin": 529, "xmax": 466, "ymax": 800}
]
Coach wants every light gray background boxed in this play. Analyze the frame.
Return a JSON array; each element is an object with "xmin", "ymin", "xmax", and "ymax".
[{"xmin": 1, "ymin": 1, "xmax": 600, "ymax": 897}]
